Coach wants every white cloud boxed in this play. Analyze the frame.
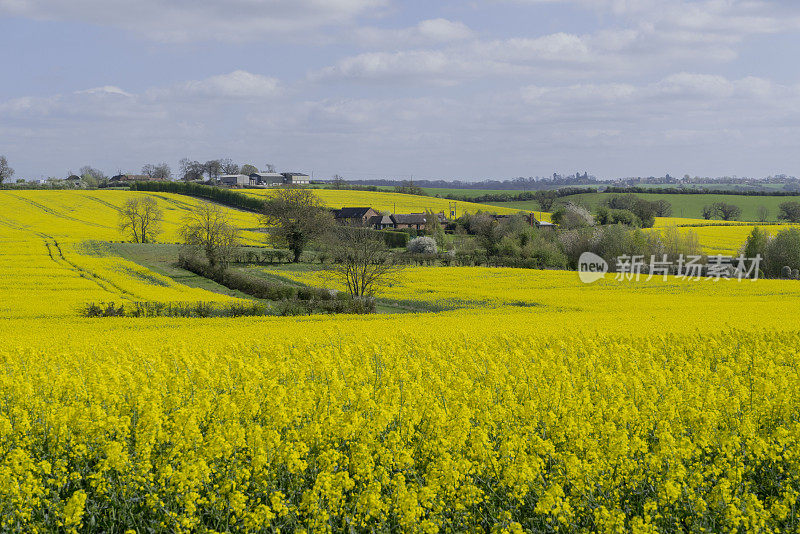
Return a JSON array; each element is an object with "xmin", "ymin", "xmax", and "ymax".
[
  {"xmin": 76, "ymin": 86, "xmax": 133, "ymax": 97},
  {"xmin": 173, "ymin": 71, "xmax": 281, "ymax": 100},
  {"xmin": 354, "ymin": 18, "xmax": 474, "ymax": 47},
  {"xmin": 0, "ymin": 0, "xmax": 388, "ymax": 42}
]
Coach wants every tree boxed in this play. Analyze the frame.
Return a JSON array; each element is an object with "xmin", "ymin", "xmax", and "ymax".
[
  {"xmin": 143, "ymin": 163, "xmax": 171, "ymax": 181},
  {"xmin": 654, "ymin": 199, "xmax": 672, "ymax": 217},
  {"xmin": 603, "ymin": 194, "xmax": 659, "ymax": 228},
  {"xmin": 219, "ymin": 158, "xmax": 240, "ymax": 175},
  {"xmin": 765, "ymin": 228, "xmax": 800, "ymax": 277},
  {"xmin": 204, "ymin": 160, "xmax": 222, "ymax": 183},
  {"xmin": 778, "ymin": 201, "xmax": 800, "ymax": 223},
  {"xmin": 118, "ymin": 197, "xmax": 163, "ymax": 243},
  {"xmin": 394, "ymin": 181, "xmax": 426, "ymax": 196},
  {"xmin": 261, "ymin": 188, "xmax": 332, "ymax": 262},
  {"xmin": 757, "ymin": 205, "xmax": 770, "ymax": 223},
  {"xmin": 79, "ymin": 165, "xmax": 106, "ymax": 187},
  {"xmin": 141, "ymin": 164, "xmax": 156, "ymax": 179},
  {"xmin": 534, "ymin": 191, "xmax": 556, "ymax": 212},
  {"xmin": 332, "ymin": 174, "xmax": 345, "ymax": 189},
  {"xmin": 424, "ymin": 209, "xmax": 446, "ymax": 249},
  {"xmin": 240, "ymin": 164, "xmax": 259, "ymax": 176},
  {"xmin": 326, "ymin": 225, "xmax": 401, "ymax": 298},
  {"xmin": 0, "ymin": 156, "xmax": 14, "ymax": 184},
  {"xmin": 743, "ymin": 226, "xmax": 769, "ymax": 262},
  {"xmin": 714, "ymin": 202, "xmax": 742, "ymax": 221},
  {"xmin": 179, "ymin": 158, "xmax": 205, "ymax": 181},
  {"xmin": 702, "ymin": 205, "xmax": 714, "ymax": 220},
  {"xmin": 179, "ymin": 202, "xmax": 239, "ymax": 267},
  {"xmin": 552, "ymin": 202, "xmax": 594, "ymax": 229},
  {"xmin": 265, "ymin": 163, "xmax": 276, "ymax": 173}
]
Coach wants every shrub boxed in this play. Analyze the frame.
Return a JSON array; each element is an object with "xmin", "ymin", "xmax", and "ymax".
[
  {"xmin": 602, "ymin": 194, "xmax": 660, "ymax": 228},
  {"xmin": 551, "ymin": 202, "xmax": 595, "ymax": 229},
  {"xmin": 596, "ymin": 207, "xmax": 641, "ymax": 227},
  {"xmin": 384, "ymin": 231, "xmax": 409, "ymax": 249},
  {"xmin": 407, "ymin": 236, "xmax": 438, "ymax": 254},
  {"xmin": 778, "ymin": 201, "xmax": 800, "ymax": 223},
  {"xmin": 764, "ymin": 228, "xmax": 800, "ymax": 278}
]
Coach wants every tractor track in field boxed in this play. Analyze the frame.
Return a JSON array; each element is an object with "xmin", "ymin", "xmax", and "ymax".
[
  {"xmin": 5, "ymin": 192, "xmax": 111, "ymax": 229},
  {"xmin": 34, "ymin": 232, "xmax": 137, "ymax": 301}
]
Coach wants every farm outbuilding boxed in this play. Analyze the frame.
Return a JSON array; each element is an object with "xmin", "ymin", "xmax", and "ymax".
[
  {"xmin": 334, "ymin": 207, "xmax": 380, "ymax": 226},
  {"xmin": 219, "ymin": 174, "xmax": 250, "ymax": 187}
]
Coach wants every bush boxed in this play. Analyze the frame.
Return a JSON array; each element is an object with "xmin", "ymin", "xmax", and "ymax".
[
  {"xmin": 602, "ymin": 194, "xmax": 660, "ymax": 228},
  {"xmin": 764, "ymin": 228, "xmax": 800, "ymax": 278},
  {"xmin": 384, "ymin": 231, "xmax": 409, "ymax": 248},
  {"xmin": 596, "ymin": 207, "xmax": 641, "ymax": 227},
  {"xmin": 778, "ymin": 201, "xmax": 800, "ymax": 223},
  {"xmin": 407, "ymin": 236, "xmax": 438, "ymax": 254},
  {"xmin": 551, "ymin": 203, "xmax": 595, "ymax": 229}
]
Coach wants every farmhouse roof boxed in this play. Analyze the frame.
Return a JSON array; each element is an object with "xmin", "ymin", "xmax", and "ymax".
[
  {"xmin": 335, "ymin": 207, "xmax": 375, "ymax": 219},
  {"xmin": 391, "ymin": 213, "xmax": 427, "ymax": 225},
  {"xmin": 369, "ymin": 215, "xmax": 393, "ymax": 226}
]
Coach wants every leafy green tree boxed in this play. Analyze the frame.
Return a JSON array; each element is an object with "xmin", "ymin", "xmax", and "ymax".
[
  {"xmin": 240, "ymin": 164, "xmax": 259, "ymax": 176},
  {"xmin": 765, "ymin": 228, "xmax": 800, "ymax": 277},
  {"xmin": 778, "ymin": 201, "xmax": 800, "ymax": 223},
  {"xmin": 261, "ymin": 189, "xmax": 332, "ymax": 262},
  {"xmin": 713, "ymin": 202, "xmax": 742, "ymax": 221},
  {"xmin": 743, "ymin": 227, "xmax": 769, "ymax": 261}
]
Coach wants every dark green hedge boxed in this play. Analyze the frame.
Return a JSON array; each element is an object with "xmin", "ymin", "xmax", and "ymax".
[{"xmin": 129, "ymin": 181, "xmax": 266, "ymax": 211}]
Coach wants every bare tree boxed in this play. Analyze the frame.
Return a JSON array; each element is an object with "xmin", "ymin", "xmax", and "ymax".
[
  {"xmin": 325, "ymin": 226, "xmax": 402, "ymax": 298},
  {"xmin": 265, "ymin": 163, "xmax": 276, "ymax": 173},
  {"xmin": 757, "ymin": 205, "xmax": 769, "ymax": 222},
  {"xmin": 331, "ymin": 174, "xmax": 345, "ymax": 189},
  {"xmin": 179, "ymin": 158, "xmax": 205, "ymax": 181},
  {"xmin": 261, "ymin": 188, "xmax": 332, "ymax": 262},
  {"xmin": 118, "ymin": 197, "xmax": 163, "ymax": 243},
  {"xmin": 79, "ymin": 165, "xmax": 107, "ymax": 187},
  {"xmin": 219, "ymin": 158, "xmax": 240, "ymax": 175},
  {"xmin": 142, "ymin": 164, "xmax": 156, "ymax": 179},
  {"xmin": 141, "ymin": 163, "xmax": 171, "ymax": 180},
  {"xmin": 204, "ymin": 160, "xmax": 222, "ymax": 183},
  {"xmin": 180, "ymin": 202, "xmax": 239, "ymax": 267},
  {"xmin": 0, "ymin": 156, "xmax": 15, "ymax": 184}
]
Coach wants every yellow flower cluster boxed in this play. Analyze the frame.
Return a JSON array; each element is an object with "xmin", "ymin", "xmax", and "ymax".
[
  {"xmin": 4, "ymin": 189, "xmax": 800, "ymax": 531},
  {"xmin": 2, "ymin": 328, "xmax": 800, "ymax": 532},
  {"xmin": 0, "ymin": 190, "xmax": 265, "ymax": 244},
  {"xmin": 247, "ymin": 188, "xmax": 523, "ymax": 217}
]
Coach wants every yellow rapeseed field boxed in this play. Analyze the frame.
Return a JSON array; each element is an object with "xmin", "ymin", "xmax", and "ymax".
[
  {"xmin": 246, "ymin": 189, "xmax": 525, "ymax": 217},
  {"xmin": 3, "ymin": 189, "xmax": 800, "ymax": 532}
]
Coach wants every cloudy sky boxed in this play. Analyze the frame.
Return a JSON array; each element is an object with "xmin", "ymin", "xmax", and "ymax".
[{"xmin": 1, "ymin": 0, "xmax": 799, "ymax": 181}]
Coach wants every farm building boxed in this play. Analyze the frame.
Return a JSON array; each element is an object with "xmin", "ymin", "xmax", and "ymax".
[
  {"xmin": 219, "ymin": 174, "xmax": 250, "ymax": 187},
  {"xmin": 369, "ymin": 214, "xmax": 395, "ymax": 230},
  {"xmin": 282, "ymin": 172, "xmax": 310, "ymax": 185},
  {"xmin": 249, "ymin": 172, "xmax": 285, "ymax": 186},
  {"xmin": 391, "ymin": 213, "xmax": 427, "ymax": 230},
  {"xmin": 334, "ymin": 207, "xmax": 380, "ymax": 226}
]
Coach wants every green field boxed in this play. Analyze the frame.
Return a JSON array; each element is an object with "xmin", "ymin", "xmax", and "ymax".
[{"xmin": 489, "ymin": 192, "xmax": 800, "ymax": 222}]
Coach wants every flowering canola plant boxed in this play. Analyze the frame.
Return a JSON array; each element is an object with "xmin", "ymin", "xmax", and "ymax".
[
  {"xmin": 246, "ymin": 188, "xmax": 523, "ymax": 217},
  {"xmin": 3, "ymin": 190, "xmax": 800, "ymax": 532}
]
